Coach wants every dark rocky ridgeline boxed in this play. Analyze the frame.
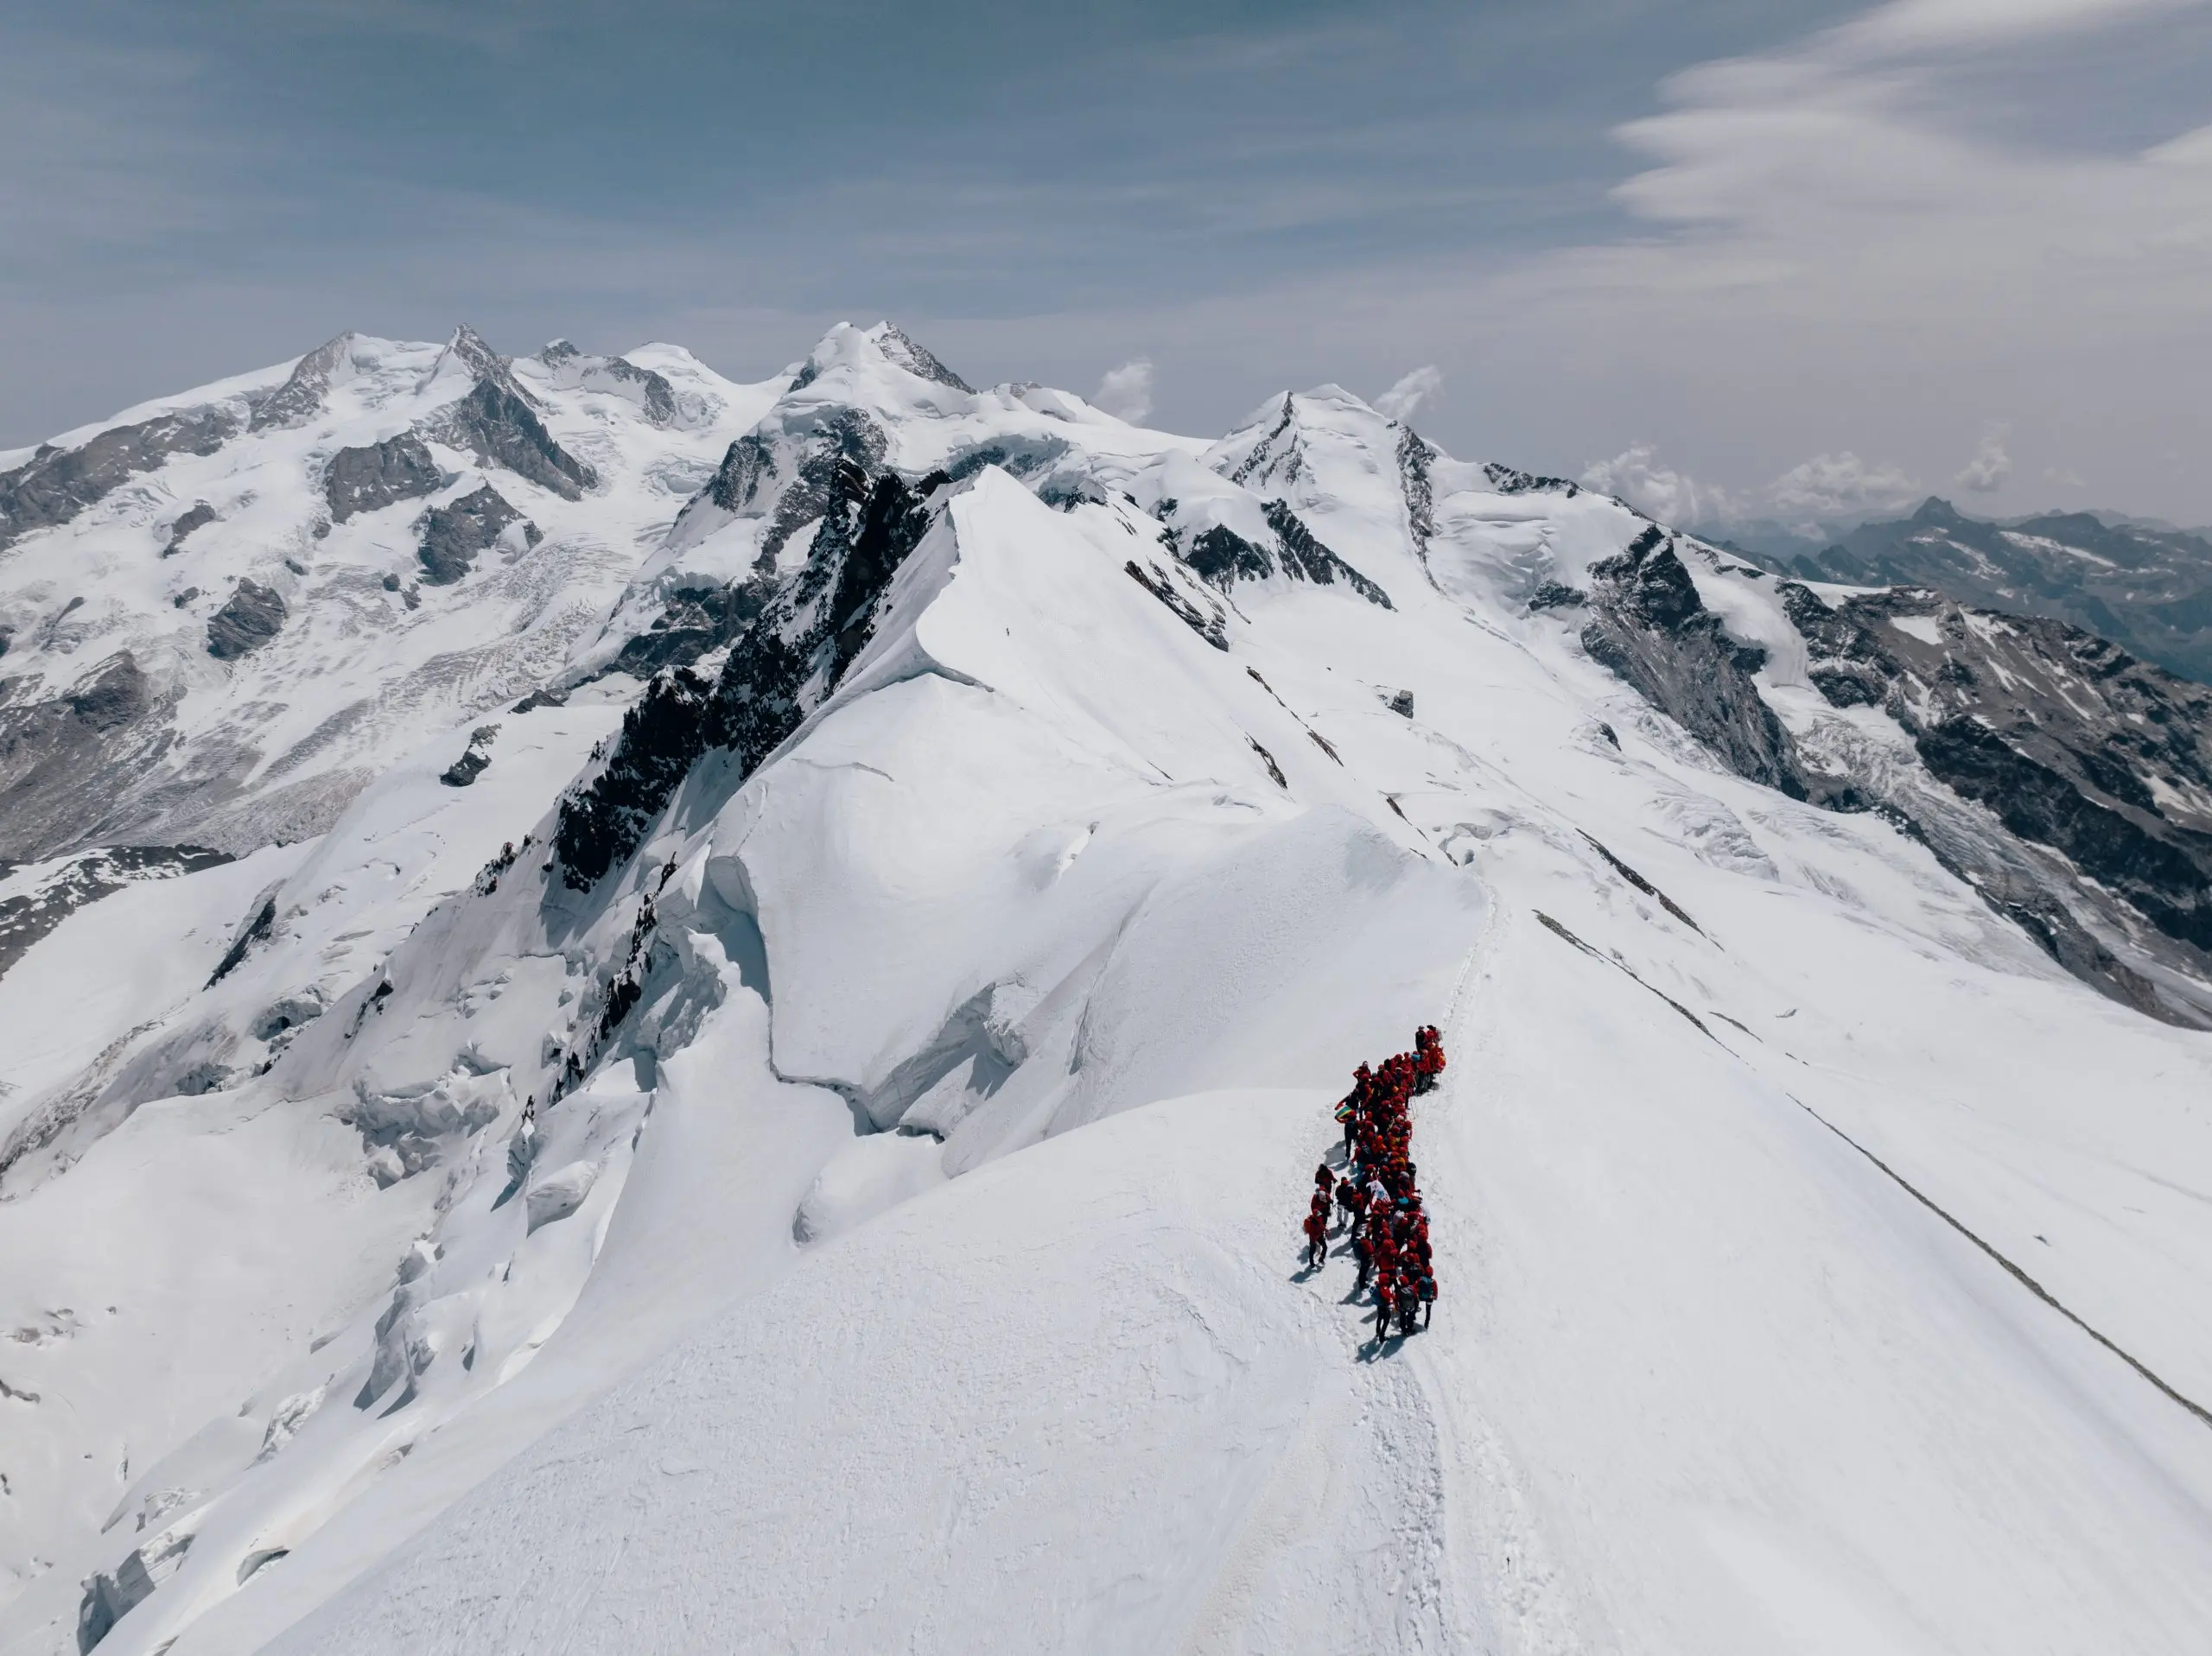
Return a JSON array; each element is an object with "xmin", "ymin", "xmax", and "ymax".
[
  {"xmin": 325, "ymin": 434, "xmax": 442, "ymax": 523},
  {"xmin": 872, "ymin": 325, "xmax": 975, "ymax": 392},
  {"xmin": 1484, "ymin": 462, "xmax": 1583, "ymax": 497},
  {"xmin": 619, "ymin": 409, "xmax": 900, "ymax": 677},
  {"xmin": 1124, "ymin": 559, "xmax": 1230, "ymax": 650},
  {"xmin": 537, "ymin": 339, "xmax": 681, "ymax": 427},
  {"xmin": 791, "ymin": 325, "xmax": 972, "ymax": 396},
  {"xmin": 699, "ymin": 406, "xmax": 892, "ymax": 569},
  {"xmin": 614, "ymin": 583, "xmax": 768, "ymax": 677},
  {"xmin": 554, "ymin": 465, "xmax": 950, "ymax": 891},
  {"xmin": 0, "ymin": 843, "xmax": 232, "ymax": 979},
  {"xmin": 162, "ymin": 502, "xmax": 219, "ymax": 556},
  {"xmin": 416, "ymin": 484, "xmax": 539, "ymax": 585},
  {"xmin": 1225, "ymin": 395, "xmax": 1304, "ymax": 490},
  {"xmin": 1396, "ymin": 428, "xmax": 1437, "ymax": 553},
  {"xmin": 1774, "ymin": 497, "xmax": 2212, "ymax": 686},
  {"xmin": 439, "ymin": 373, "xmax": 597, "ymax": 500},
  {"xmin": 1158, "ymin": 499, "xmax": 1392, "ymax": 610},
  {"xmin": 250, "ymin": 331, "xmax": 356, "ymax": 432},
  {"xmin": 410, "ymin": 326, "xmax": 597, "ymax": 501},
  {"xmin": 207, "ymin": 581, "xmax": 287, "ymax": 660},
  {"xmin": 0, "ymin": 406, "xmax": 242, "ymax": 553},
  {"xmin": 1262, "ymin": 502, "xmax": 1393, "ymax": 607},
  {"xmin": 1580, "ymin": 527, "xmax": 1830, "ymax": 801},
  {"xmin": 1783, "ymin": 584, "xmax": 2212, "ymax": 968}
]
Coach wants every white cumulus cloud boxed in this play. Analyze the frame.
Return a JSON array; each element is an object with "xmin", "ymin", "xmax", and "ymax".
[
  {"xmin": 1091, "ymin": 358, "xmax": 1154, "ymax": 423},
  {"xmin": 1375, "ymin": 365, "xmax": 1443, "ymax": 422},
  {"xmin": 1954, "ymin": 425, "xmax": 2013, "ymax": 492},
  {"xmin": 1765, "ymin": 451, "xmax": 1922, "ymax": 525},
  {"xmin": 1580, "ymin": 443, "xmax": 1743, "ymax": 527}
]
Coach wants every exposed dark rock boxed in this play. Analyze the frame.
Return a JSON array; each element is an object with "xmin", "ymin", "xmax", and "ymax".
[
  {"xmin": 66, "ymin": 656, "xmax": 149, "ymax": 730},
  {"xmin": 1485, "ymin": 463, "xmax": 1581, "ymax": 497},
  {"xmin": 171, "ymin": 589, "xmax": 199, "ymax": 608},
  {"xmin": 207, "ymin": 895, "xmax": 276, "ymax": 986},
  {"xmin": 325, "ymin": 435, "xmax": 442, "ymax": 522},
  {"xmin": 162, "ymin": 502, "xmax": 218, "ymax": 557},
  {"xmin": 1183, "ymin": 524, "xmax": 1273, "ymax": 587},
  {"xmin": 439, "ymin": 724, "xmax": 499, "ymax": 787},
  {"xmin": 0, "ymin": 654, "xmax": 181, "ymax": 863},
  {"xmin": 1778, "ymin": 581, "xmax": 2212, "ymax": 1017},
  {"xmin": 440, "ymin": 376, "xmax": 596, "ymax": 500},
  {"xmin": 555, "ymin": 466, "xmax": 950, "ymax": 891},
  {"xmin": 537, "ymin": 339, "xmax": 681, "ymax": 426},
  {"xmin": 0, "ymin": 405, "xmax": 242, "ymax": 552},
  {"xmin": 615, "ymin": 581, "xmax": 770, "ymax": 678},
  {"xmin": 697, "ymin": 407, "xmax": 891, "ymax": 569},
  {"xmin": 1580, "ymin": 832, "xmax": 1704, "ymax": 934},
  {"xmin": 870, "ymin": 326, "xmax": 974, "ymax": 393},
  {"xmin": 1262, "ymin": 502, "xmax": 1393, "ymax": 608},
  {"xmin": 0, "ymin": 843, "xmax": 232, "ymax": 980},
  {"xmin": 1529, "ymin": 582, "xmax": 1586, "ymax": 612},
  {"xmin": 1396, "ymin": 428, "xmax": 1437, "ymax": 550},
  {"xmin": 251, "ymin": 332, "xmax": 355, "ymax": 431},
  {"xmin": 1580, "ymin": 528, "xmax": 1816, "ymax": 799},
  {"xmin": 1125, "ymin": 560, "xmax": 1230, "ymax": 651},
  {"xmin": 512, "ymin": 686, "xmax": 569, "ymax": 714},
  {"xmin": 553, "ymin": 669, "xmax": 716, "ymax": 889},
  {"xmin": 1916, "ymin": 716, "xmax": 2212, "ymax": 953},
  {"xmin": 1166, "ymin": 502, "xmax": 1389, "ymax": 609},
  {"xmin": 1777, "ymin": 496, "xmax": 2212, "ymax": 685},
  {"xmin": 207, "ymin": 581, "xmax": 286, "ymax": 660},
  {"xmin": 416, "ymin": 484, "xmax": 538, "ymax": 585}
]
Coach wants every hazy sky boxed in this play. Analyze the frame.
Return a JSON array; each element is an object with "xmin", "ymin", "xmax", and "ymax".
[{"xmin": 5, "ymin": 0, "xmax": 2209, "ymax": 524}]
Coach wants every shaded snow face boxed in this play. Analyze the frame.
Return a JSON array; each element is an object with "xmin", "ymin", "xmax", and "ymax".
[{"xmin": 3, "ymin": 322, "xmax": 2212, "ymax": 1656}]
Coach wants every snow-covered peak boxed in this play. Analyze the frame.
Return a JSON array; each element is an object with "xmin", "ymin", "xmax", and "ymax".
[{"xmin": 4, "ymin": 320, "xmax": 2212, "ymax": 1656}]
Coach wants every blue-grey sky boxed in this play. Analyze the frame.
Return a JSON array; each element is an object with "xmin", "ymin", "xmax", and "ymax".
[{"xmin": 6, "ymin": 0, "xmax": 2210, "ymax": 523}]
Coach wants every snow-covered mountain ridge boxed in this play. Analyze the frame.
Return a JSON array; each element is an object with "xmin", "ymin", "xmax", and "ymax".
[{"xmin": 2, "ymin": 323, "xmax": 2209, "ymax": 1653}]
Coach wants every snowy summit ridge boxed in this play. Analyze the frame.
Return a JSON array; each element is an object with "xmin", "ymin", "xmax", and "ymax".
[{"xmin": 1, "ymin": 322, "xmax": 2210, "ymax": 1655}]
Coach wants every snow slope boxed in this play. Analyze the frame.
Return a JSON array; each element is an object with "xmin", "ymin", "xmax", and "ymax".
[{"xmin": 2, "ymin": 323, "xmax": 2209, "ymax": 1654}]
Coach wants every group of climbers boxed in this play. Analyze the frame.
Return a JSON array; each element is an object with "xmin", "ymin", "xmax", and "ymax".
[{"xmin": 1300, "ymin": 1025, "xmax": 1445, "ymax": 1342}]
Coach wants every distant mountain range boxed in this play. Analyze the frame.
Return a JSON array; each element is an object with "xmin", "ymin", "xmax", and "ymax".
[{"xmin": 1724, "ymin": 498, "xmax": 2212, "ymax": 684}]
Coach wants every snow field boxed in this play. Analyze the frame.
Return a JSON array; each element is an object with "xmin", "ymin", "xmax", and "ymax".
[{"xmin": 3, "ymin": 321, "xmax": 2211, "ymax": 1653}]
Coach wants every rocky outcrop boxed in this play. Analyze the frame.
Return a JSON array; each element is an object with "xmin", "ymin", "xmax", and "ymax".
[
  {"xmin": 439, "ymin": 725, "xmax": 499, "ymax": 787},
  {"xmin": 162, "ymin": 502, "xmax": 218, "ymax": 557},
  {"xmin": 1160, "ymin": 500, "xmax": 1392, "ymax": 610},
  {"xmin": 791, "ymin": 324, "xmax": 971, "ymax": 395},
  {"xmin": 698, "ymin": 406, "xmax": 890, "ymax": 568},
  {"xmin": 324, "ymin": 435, "xmax": 441, "ymax": 522},
  {"xmin": 251, "ymin": 332, "xmax": 355, "ymax": 432},
  {"xmin": 0, "ymin": 655, "xmax": 179, "ymax": 861},
  {"xmin": 555, "ymin": 466, "xmax": 949, "ymax": 890},
  {"xmin": 537, "ymin": 340, "xmax": 682, "ymax": 427},
  {"xmin": 1580, "ymin": 528, "xmax": 1822, "ymax": 801},
  {"xmin": 1783, "ymin": 584, "xmax": 2212, "ymax": 971},
  {"xmin": 0, "ymin": 843, "xmax": 232, "ymax": 978},
  {"xmin": 1777, "ymin": 496, "xmax": 2212, "ymax": 686},
  {"xmin": 416, "ymin": 485, "xmax": 538, "ymax": 585},
  {"xmin": 207, "ymin": 581, "xmax": 286, "ymax": 660},
  {"xmin": 0, "ymin": 406, "xmax": 242, "ymax": 552},
  {"xmin": 438, "ymin": 376, "xmax": 596, "ymax": 501}
]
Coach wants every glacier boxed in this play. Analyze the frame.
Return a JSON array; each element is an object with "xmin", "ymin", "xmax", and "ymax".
[{"xmin": 0, "ymin": 320, "xmax": 2208, "ymax": 1653}]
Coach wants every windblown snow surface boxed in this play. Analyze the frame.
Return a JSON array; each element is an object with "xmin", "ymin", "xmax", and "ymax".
[{"xmin": 2, "ymin": 323, "xmax": 2209, "ymax": 1655}]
